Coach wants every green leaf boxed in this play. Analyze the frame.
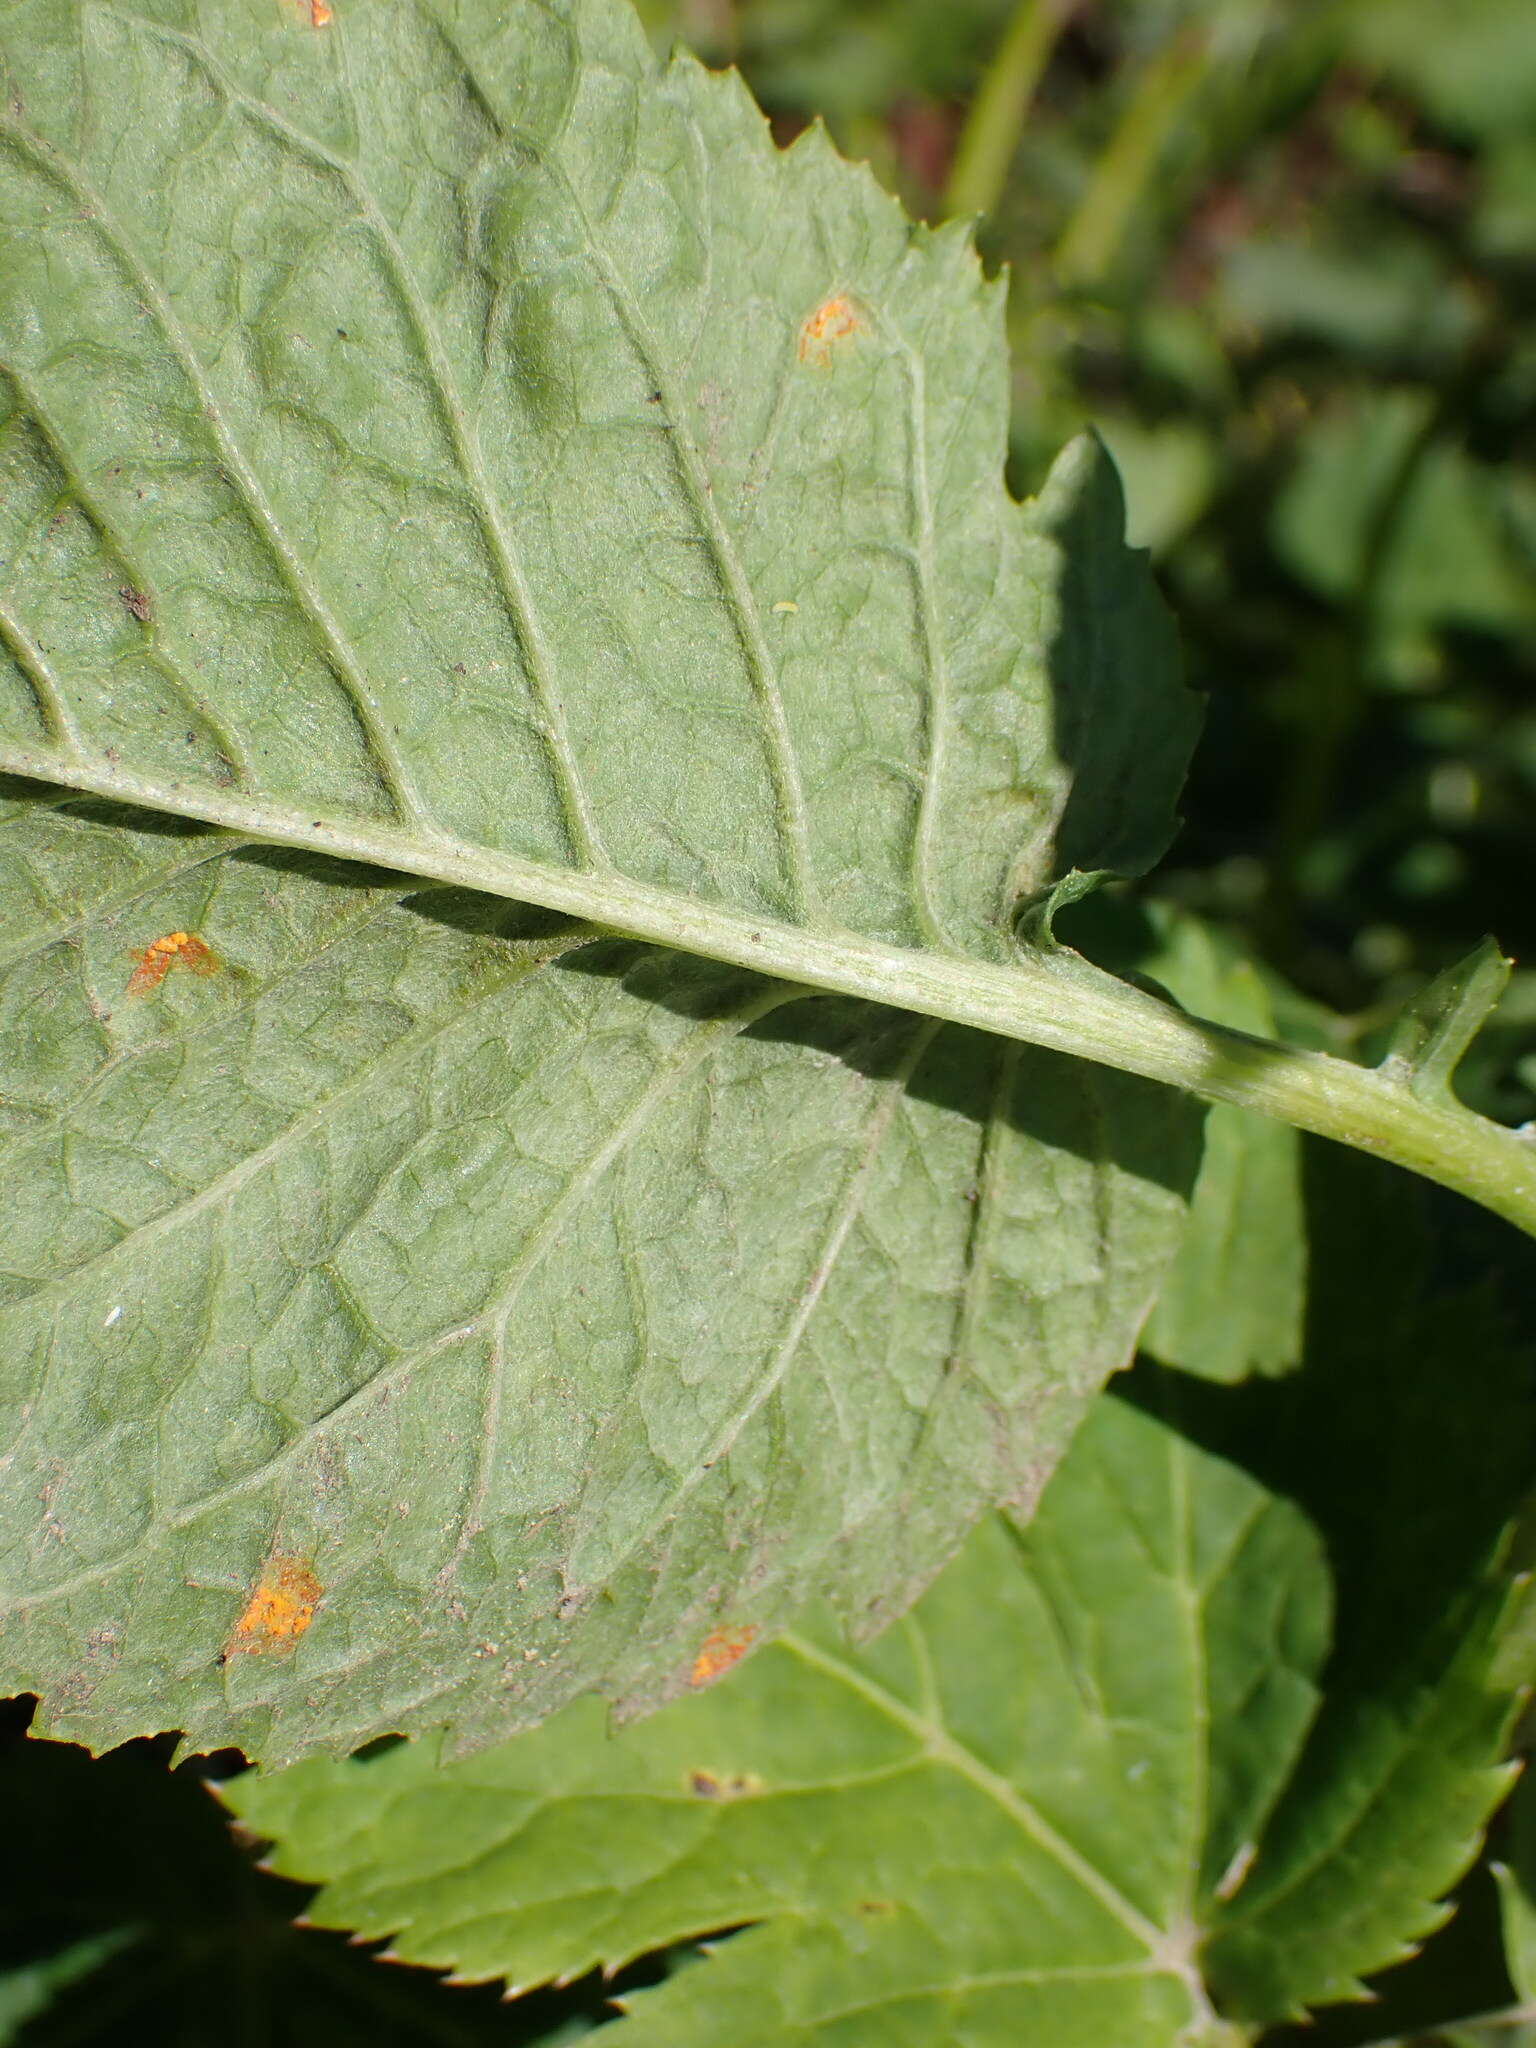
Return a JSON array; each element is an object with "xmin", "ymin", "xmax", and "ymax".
[
  {"xmin": 229, "ymin": 1381, "xmax": 1320, "ymax": 2048},
  {"xmin": 1221, "ymin": 241, "xmax": 1477, "ymax": 361},
  {"xmin": 1343, "ymin": 0, "xmax": 1536, "ymax": 140},
  {"xmin": 0, "ymin": 0, "xmax": 1193, "ymax": 962},
  {"xmin": 1382, "ymin": 942, "xmax": 1515, "ymax": 1110},
  {"xmin": 1197, "ymin": 1152, "xmax": 1534, "ymax": 2023},
  {"xmin": 0, "ymin": 1721, "xmax": 572, "ymax": 2045},
  {"xmin": 0, "ymin": 0, "xmax": 1218, "ymax": 1760},
  {"xmin": 1137, "ymin": 910, "xmax": 1306, "ymax": 1383},
  {"xmin": 223, "ymin": 1148, "xmax": 1536, "ymax": 2044},
  {"xmin": 1094, "ymin": 416, "xmax": 1217, "ymax": 558},
  {"xmin": 2, "ymin": 0, "xmax": 1533, "ymax": 1241},
  {"xmin": 0, "ymin": 782, "xmax": 1194, "ymax": 1760},
  {"xmin": 1270, "ymin": 389, "xmax": 1435, "ymax": 601},
  {"xmin": 1494, "ymin": 1775, "xmax": 1536, "ymax": 2005},
  {"xmin": 1272, "ymin": 396, "xmax": 1534, "ymax": 644},
  {"xmin": 0, "ymin": 0, "xmax": 1240, "ymax": 1233},
  {"xmin": 0, "ymin": 1931, "xmax": 138, "ymax": 2045}
]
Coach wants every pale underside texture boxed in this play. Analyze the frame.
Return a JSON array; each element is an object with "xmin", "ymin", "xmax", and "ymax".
[
  {"xmin": 0, "ymin": 0, "xmax": 1201, "ymax": 1760},
  {"xmin": 0, "ymin": 0, "xmax": 1194, "ymax": 948},
  {"xmin": 0, "ymin": 789, "xmax": 1194, "ymax": 1758}
]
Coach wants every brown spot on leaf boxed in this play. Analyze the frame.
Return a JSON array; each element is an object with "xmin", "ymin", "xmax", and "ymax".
[
  {"xmin": 221, "ymin": 1558, "xmax": 322, "ymax": 1661},
  {"xmin": 125, "ymin": 930, "xmax": 218, "ymax": 997},
  {"xmin": 687, "ymin": 1768, "xmax": 762, "ymax": 1799},
  {"xmin": 689, "ymin": 1623, "xmax": 757, "ymax": 1688},
  {"xmin": 797, "ymin": 294, "xmax": 863, "ymax": 366}
]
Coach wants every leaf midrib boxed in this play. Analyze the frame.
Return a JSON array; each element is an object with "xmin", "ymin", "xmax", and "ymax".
[
  {"xmin": 0, "ymin": 737, "xmax": 1200, "ymax": 1080},
  {"xmin": 6, "ymin": 13, "xmax": 1536, "ymax": 1243}
]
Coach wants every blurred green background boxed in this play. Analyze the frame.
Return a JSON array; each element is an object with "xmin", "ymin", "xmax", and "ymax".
[
  {"xmin": 636, "ymin": 0, "xmax": 1536, "ymax": 1127},
  {"xmin": 4, "ymin": 2, "xmax": 1534, "ymax": 2042}
]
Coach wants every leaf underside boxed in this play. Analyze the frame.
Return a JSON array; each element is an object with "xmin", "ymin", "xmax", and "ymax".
[
  {"xmin": 0, "ymin": 0, "xmax": 1203, "ymax": 1759},
  {"xmin": 0, "ymin": 0, "xmax": 1194, "ymax": 944},
  {"xmin": 0, "ymin": 784, "xmax": 1194, "ymax": 1759},
  {"xmin": 233, "ymin": 1384, "xmax": 1315, "ymax": 2048},
  {"xmin": 226, "ymin": 1167, "xmax": 1535, "ymax": 2043}
]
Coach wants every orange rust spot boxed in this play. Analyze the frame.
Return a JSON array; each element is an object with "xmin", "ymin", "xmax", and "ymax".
[
  {"xmin": 310, "ymin": 0, "xmax": 333, "ymax": 22},
  {"xmin": 689, "ymin": 1623, "xmax": 757, "ymax": 1688},
  {"xmin": 222, "ymin": 1557, "xmax": 322, "ymax": 1661},
  {"xmin": 797, "ymin": 294, "xmax": 863, "ymax": 366},
  {"xmin": 125, "ymin": 930, "xmax": 218, "ymax": 997}
]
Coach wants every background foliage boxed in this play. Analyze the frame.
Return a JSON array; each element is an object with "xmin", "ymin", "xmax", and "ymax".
[{"xmin": 3, "ymin": 0, "xmax": 1534, "ymax": 2040}]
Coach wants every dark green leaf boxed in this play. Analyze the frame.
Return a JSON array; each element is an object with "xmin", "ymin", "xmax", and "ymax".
[
  {"xmin": 0, "ymin": 1930, "xmax": 138, "ymax": 2045},
  {"xmin": 1494, "ymin": 1775, "xmax": 1536, "ymax": 2005},
  {"xmin": 1198, "ymin": 1151, "xmax": 1534, "ymax": 2022},
  {"xmin": 1139, "ymin": 910, "xmax": 1306, "ymax": 1383}
]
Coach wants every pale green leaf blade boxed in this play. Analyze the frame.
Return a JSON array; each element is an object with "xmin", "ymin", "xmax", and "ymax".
[
  {"xmin": 0, "ymin": 0, "xmax": 1208, "ymax": 1766},
  {"xmin": 1380, "ymin": 941, "xmax": 1514, "ymax": 1109},
  {"xmin": 226, "ymin": 1381, "xmax": 1327, "ymax": 2047},
  {"xmin": 0, "ymin": 0, "xmax": 1196, "ymax": 972},
  {"xmin": 3, "ymin": 0, "xmax": 1532, "ymax": 1247},
  {"xmin": 0, "ymin": 784, "xmax": 1195, "ymax": 1760}
]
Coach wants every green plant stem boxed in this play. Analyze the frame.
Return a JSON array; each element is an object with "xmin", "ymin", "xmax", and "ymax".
[
  {"xmin": 943, "ymin": 0, "xmax": 1075, "ymax": 221},
  {"xmin": 1053, "ymin": 27, "xmax": 1209, "ymax": 287},
  {"xmin": 6, "ymin": 743, "xmax": 1533, "ymax": 1237}
]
